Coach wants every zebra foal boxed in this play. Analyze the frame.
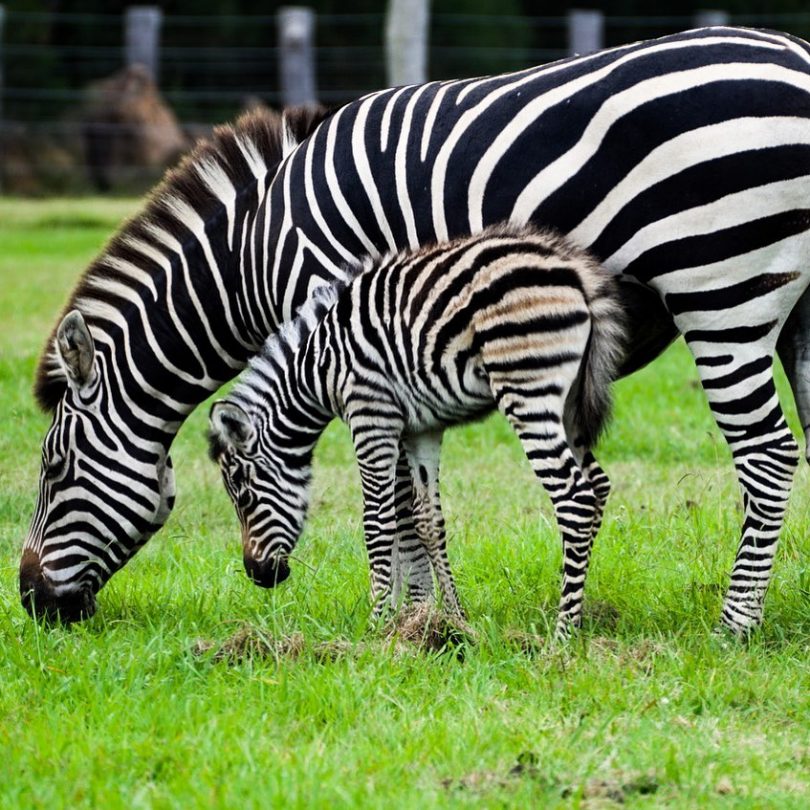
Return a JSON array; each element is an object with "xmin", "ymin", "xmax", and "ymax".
[{"xmin": 208, "ymin": 225, "xmax": 625, "ymax": 637}]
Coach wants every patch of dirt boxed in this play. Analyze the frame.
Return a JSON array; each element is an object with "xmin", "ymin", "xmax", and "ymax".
[
  {"xmin": 192, "ymin": 625, "xmax": 356, "ymax": 664},
  {"xmin": 442, "ymin": 755, "xmax": 658, "ymax": 803},
  {"xmin": 586, "ymin": 636, "xmax": 666, "ymax": 673},
  {"xmin": 502, "ymin": 628, "xmax": 664, "ymax": 672},
  {"xmin": 504, "ymin": 628, "xmax": 546, "ymax": 654},
  {"xmin": 562, "ymin": 772, "xmax": 659, "ymax": 805},
  {"xmin": 715, "ymin": 776, "xmax": 734, "ymax": 795},
  {"xmin": 441, "ymin": 751, "xmax": 551, "ymax": 793}
]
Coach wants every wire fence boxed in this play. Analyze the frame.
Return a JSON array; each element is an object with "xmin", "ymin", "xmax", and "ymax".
[{"xmin": 4, "ymin": 8, "xmax": 810, "ymax": 195}]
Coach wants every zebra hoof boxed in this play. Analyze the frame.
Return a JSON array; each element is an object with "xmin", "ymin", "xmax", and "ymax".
[{"xmin": 713, "ymin": 615, "xmax": 760, "ymax": 645}]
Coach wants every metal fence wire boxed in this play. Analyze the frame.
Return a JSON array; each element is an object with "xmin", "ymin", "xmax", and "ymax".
[{"xmin": 3, "ymin": 8, "xmax": 810, "ymax": 195}]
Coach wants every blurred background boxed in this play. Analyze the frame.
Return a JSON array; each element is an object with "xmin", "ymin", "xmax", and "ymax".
[{"xmin": 3, "ymin": 0, "xmax": 810, "ymax": 195}]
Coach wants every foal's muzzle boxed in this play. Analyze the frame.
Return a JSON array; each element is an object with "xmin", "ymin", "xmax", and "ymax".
[{"xmin": 243, "ymin": 553, "xmax": 291, "ymax": 588}]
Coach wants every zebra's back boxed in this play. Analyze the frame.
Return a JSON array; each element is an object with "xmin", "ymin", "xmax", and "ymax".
[
  {"xmin": 321, "ymin": 225, "xmax": 622, "ymax": 440},
  {"xmin": 275, "ymin": 26, "xmax": 810, "ymax": 299}
]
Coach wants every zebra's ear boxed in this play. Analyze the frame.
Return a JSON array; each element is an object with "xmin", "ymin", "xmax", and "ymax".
[
  {"xmin": 209, "ymin": 401, "xmax": 254, "ymax": 451},
  {"xmin": 55, "ymin": 310, "xmax": 96, "ymax": 389}
]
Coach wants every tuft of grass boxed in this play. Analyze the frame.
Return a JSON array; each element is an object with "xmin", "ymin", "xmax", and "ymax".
[{"xmin": 1, "ymin": 198, "xmax": 808, "ymax": 807}]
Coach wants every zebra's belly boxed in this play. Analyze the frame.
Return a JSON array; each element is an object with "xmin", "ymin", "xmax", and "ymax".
[
  {"xmin": 397, "ymin": 361, "xmax": 494, "ymax": 433},
  {"xmin": 649, "ymin": 225, "xmax": 810, "ymax": 334}
]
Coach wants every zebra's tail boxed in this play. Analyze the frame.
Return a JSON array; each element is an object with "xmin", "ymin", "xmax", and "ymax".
[{"xmin": 569, "ymin": 270, "xmax": 627, "ymax": 451}]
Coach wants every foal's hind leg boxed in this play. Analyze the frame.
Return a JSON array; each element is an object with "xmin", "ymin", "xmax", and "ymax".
[
  {"xmin": 563, "ymin": 417, "xmax": 611, "ymax": 551},
  {"xmin": 402, "ymin": 432, "xmax": 465, "ymax": 617},
  {"xmin": 582, "ymin": 451, "xmax": 611, "ymax": 549},
  {"xmin": 493, "ymin": 381, "xmax": 599, "ymax": 639},
  {"xmin": 686, "ymin": 335, "xmax": 799, "ymax": 634}
]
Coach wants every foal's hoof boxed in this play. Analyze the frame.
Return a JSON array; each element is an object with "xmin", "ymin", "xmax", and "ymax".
[{"xmin": 711, "ymin": 618, "xmax": 759, "ymax": 647}]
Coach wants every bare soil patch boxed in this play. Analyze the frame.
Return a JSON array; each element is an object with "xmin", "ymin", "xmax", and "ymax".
[{"xmin": 441, "ymin": 752, "xmax": 659, "ymax": 803}]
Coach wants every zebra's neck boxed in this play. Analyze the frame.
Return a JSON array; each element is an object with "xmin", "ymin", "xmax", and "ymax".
[
  {"xmin": 72, "ymin": 200, "xmax": 262, "ymax": 446},
  {"xmin": 35, "ymin": 108, "xmax": 339, "ymax": 448},
  {"xmin": 246, "ymin": 345, "xmax": 334, "ymax": 458}
]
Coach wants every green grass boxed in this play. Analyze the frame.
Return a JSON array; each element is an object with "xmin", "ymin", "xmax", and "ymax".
[{"xmin": 1, "ymin": 198, "xmax": 808, "ymax": 808}]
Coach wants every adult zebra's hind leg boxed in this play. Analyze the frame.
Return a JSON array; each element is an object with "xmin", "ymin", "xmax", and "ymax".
[
  {"xmin": 777, "ymin": 285, "xmax": 810, "ymax": 463},
  {"xmin": 392, "ymin": 449, "xmax": 436, "ymax": 606},
  {"xmin": 688, "ymin": 340, "xmax": 799, "ymax": 635}
]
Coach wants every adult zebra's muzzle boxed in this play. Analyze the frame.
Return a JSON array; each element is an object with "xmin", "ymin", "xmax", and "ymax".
[{"xmin": 19, "ymin": 549, "xmax": 97, "ymax": 623}]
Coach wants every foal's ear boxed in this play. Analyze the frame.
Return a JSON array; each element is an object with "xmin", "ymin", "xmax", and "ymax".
[
  {"xmin": 209, "ymin": 401, "xmax": 254, "ymax": 450},
  {"xmin": 56, "ymin": 310, "xmax": 96, "ymax": 389}
]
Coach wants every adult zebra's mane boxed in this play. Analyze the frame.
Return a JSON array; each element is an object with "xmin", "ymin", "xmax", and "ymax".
[{"xmin": 34, "ymin": 104, "xmax": 334, "ymax": 413}]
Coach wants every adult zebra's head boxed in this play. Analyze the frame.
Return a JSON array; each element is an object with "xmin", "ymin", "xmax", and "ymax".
[
  {"xmin": 208, "ymin": 400, "xmax": 315, "ymax": 589},
  {"xmin": 20, "ymin": 310, "xmax": 177, "ymax": 623},
  {"xmin": 19, "ymin": 105, "xmax": 338, "ymax": 623}
]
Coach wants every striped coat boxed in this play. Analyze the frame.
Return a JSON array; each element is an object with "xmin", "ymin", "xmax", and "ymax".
[{"xmin": 22, "ymin": 27, "xmax": 810, "ymax": 632}]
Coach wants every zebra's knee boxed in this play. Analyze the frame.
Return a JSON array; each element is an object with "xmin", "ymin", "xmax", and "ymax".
[
  {"xmin": 591, "ymin": 470, "xmax": 611, "ymax": 505},
  {"xmin": 769, "ymin": 430, "xmax": 801, "ymax": 476}
]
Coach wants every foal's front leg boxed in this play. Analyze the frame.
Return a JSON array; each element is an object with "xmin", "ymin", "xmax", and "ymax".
[
  {"xmin": 349, "ymin": 419, "xmax": 403, "ymax": 617},
  {"xmin": 392, "ymin": 448, "xmax": 436, "ymax": 605}
]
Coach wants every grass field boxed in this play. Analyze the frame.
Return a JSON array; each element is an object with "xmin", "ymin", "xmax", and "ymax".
[{"xmin": 1, "ymin": 198, "xmax": 808, "ymax": 808}]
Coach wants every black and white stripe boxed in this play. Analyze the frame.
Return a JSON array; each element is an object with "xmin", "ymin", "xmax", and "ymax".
[
  {"xmin": 209, "ymin": 225, "xmax": 625, "ymax": 636},
  {"xmin": 22, "ymin": 26, "xmax": 810, "ymax": 632}
]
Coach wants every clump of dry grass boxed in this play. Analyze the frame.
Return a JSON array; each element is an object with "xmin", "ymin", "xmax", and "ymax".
[
  {"xmin": 192, "ymin": 604, "xmax": 477, "ymax": 664},
  {"xmin": 382, "ymin": 603, "xmax": 476, "ymax": 654}
]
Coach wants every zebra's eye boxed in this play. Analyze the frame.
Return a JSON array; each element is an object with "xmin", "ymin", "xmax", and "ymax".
[
  {"xmin": 230, "ymin": 466, "xmax": 246, "ymax": 489},
  {"xmin": 44, "ymin": 455, "xmax": 65, "ymax": 480},
  {"xmin": 236, "ymin": 489, "xmax": 256, "ymax": 511}
]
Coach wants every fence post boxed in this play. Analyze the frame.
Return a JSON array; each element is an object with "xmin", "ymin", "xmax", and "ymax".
[
  {"xmin": 278, "ymin": 7, "xmax": 317, "ymax": 106},
  {"xmin": 0, "ymin": 4, "xmax": 5, "ymax": 194},
  {"xmin": 568, "ymin": 9, "xmax": 604, "ymax": 57},
  {"xmin": 385, "ymin": 0, "xmax": 429, "ymax": 87},
  {"xmin": 0, "ymin": 5, "xmax": 4, "ymax": 121},
  {"xmin": 694, "ymin": 10, "xmax": 730, "ymax": 28},
  {"xmin": 124, "ymin": 6, "xmax": 162, "ymax": 81}
]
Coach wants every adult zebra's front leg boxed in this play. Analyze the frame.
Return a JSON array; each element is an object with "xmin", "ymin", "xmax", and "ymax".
[{"xmin": 687, "ymin": 337, "xmax": 799, "ymax": 635}]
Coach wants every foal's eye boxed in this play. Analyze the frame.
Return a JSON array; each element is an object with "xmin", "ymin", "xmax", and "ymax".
[{"xmin": 44, "ymin": 455, "xmax": 65, "ymax": 480}]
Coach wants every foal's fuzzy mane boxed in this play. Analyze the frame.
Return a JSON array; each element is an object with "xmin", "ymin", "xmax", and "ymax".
[
  {"xmin": 34, "ymin": 104, "xmax": 333, "ymax": 413},
  {"xmin": 239, "ymin": 266, "xmax": 359, "ymax": 388}
]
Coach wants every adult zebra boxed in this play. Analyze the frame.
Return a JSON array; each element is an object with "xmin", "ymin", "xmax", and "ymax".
[{"xmin": 21, "ymin": 26, "xmax": 810, "ymax": 633}]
